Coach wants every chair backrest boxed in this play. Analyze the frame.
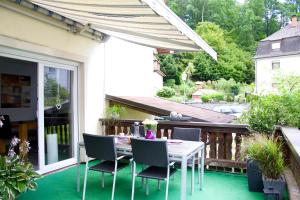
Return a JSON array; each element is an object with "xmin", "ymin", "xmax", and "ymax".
[
  {"xmin": 172, "ymin": 127, "xmax": 201, "ymax": 142},
  {"xmin": 130, "ymin": 124, "xmax": 145, "ymax": 137},
  {"xmin": 0, "ymin": 115, "xmax": 13, "ymax": 139},
  {"xmin": 83, "ymin": 133, "xmax": 116, "ymax": 161},
  {"xmin": 131, "ymin": 138, "xmax": 169, "ymax": 167}
]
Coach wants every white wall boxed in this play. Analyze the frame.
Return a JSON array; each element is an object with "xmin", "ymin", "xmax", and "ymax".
[
  {"xmin": 104, "ymin": 37, "xmax": 162, "ymax": 97},
  {"xmin": 0, "ymin": 3, "xmax": 106, "ymax": 135},
  {"xmin": 152, "ymin": 72, "xmax": 164, "ymax": 96},
  {"xmin": 255, "ymin": 55, "xmax": 300, "ymax": 94}
]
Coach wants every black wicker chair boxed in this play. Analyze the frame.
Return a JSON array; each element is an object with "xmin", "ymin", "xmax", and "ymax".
[
  {"xmin": 172, "ymin": 127, "xmax": 201, "ymax": 192},
  {"xmin": 131, "ymin": 138, "xmax": 177, "ymax": 200},
  {"xmin": 82, "ymin": 134, "xmax": 128, "ymax": 200}
]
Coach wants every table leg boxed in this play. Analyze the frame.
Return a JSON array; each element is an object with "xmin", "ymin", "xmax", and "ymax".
[
  {"xmin": 181, "ymin": 156, "xmax": 187, "ymax": 200},
  {"xmin": 77, "ymin": 143, "xmax": 80, "ymax": 192},
  {"xmin": 200, "ymin": 148, "xmax": 205, "ymax": 190}
]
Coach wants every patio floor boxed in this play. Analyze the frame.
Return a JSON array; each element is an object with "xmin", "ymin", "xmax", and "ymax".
[{"xmin": 18, "ymin": 163, "xmax": 266, "ymax": 200}]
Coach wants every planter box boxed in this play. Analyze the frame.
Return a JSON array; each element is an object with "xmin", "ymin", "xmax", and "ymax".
[
  {"xmin": 247, "ymin": 159, "xmax": 263, "ymax": 192},
  {"xmin": 263, "ymin": 175, "xmax": 286, "ymax": 200}
]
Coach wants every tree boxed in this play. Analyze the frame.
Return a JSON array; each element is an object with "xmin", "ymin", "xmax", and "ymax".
[{"xmin": 192, "ymin": 22, "xmax": 255, "ymax": 83}]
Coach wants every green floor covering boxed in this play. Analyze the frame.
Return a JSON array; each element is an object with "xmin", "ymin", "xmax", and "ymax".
[{"xmin": 18, "ymin": 164, "xmax": 266, "ymax": 200}]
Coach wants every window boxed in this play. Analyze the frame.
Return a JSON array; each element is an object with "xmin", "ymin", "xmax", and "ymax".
[
  {"xmin": 272, "ymin": 42, "xmax": 280, "ymax": 50},
  {"xmin": 272, "ymin": 61, "xmax": 280, "ymax": 70}
]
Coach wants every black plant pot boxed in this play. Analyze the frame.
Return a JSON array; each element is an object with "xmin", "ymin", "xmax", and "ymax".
[
  {"xmin": 247, "ymin": 159, "xmax": 263, "ymax": 192},
  {"xmin": 263, "ymin": 175, "xmax": 286, "ymax": 200}
]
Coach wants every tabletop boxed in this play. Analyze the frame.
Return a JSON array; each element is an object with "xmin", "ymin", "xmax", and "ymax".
[{"xmin": 115, "ymin": 138, "xmax": 204, "ymax": 159}]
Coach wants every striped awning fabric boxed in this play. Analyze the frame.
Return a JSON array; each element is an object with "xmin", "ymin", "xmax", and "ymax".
[{"xmin": 30, "ymin": 0, "xmax": 217, "ymax": 60}]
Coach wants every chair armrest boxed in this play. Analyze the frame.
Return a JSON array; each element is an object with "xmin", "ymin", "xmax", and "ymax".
[
  {"xmin": 169, "ymin": 162, "xmax": 175, "ymax": 167},
  {"xmin": 116, "ymin": 155, "xmax": 126, "ymax": 161}
]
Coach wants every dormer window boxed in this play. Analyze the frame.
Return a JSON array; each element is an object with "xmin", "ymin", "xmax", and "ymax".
[
  {"xmin": 272, "ymin": 42, "xmax": 280, "ymax": 50},
  {"xmin": 272, "ymin": 61, "xmax": 280, "ymax": 70}
]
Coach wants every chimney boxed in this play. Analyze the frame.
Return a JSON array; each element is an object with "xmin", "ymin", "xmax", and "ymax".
[{"xmin": 291, "ymin": 15, "xmax": 298, "ymax": 27}]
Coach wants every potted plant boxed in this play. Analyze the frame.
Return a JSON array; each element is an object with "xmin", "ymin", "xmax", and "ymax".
[
  {"xmin": 246, "ymin": 135, "xmax": 285, "ymax": 199},
  {"xmin": 242, "ymin": 135, "xmax": 265, "ymax": 192},
  {"xmin": 0, "ymin": 137, "xmax": 41, "ymax": 200},
  {"xmin": 103, "ymin": 105, "xmax": 125, "ymax": 134},
  {"xmin": 105, "ymin": 105, "xmax": 125, "ymax": 120},
  {"xmin": 142, "ymin": 119, "xmax": 158, "ymax": 139}
]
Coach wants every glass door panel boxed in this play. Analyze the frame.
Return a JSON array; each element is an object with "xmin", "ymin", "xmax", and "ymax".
[{"xmin": 44, "ymin": 67, "xmax": 74, "ymax": 165}]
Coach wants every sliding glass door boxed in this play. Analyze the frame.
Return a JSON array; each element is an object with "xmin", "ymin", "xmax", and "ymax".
[
  {"xmin": 0, "ymin": 46, "xmax": 78, "ymax": 173},
  {"xmin": 38, "ymin": 63, "xmax": 78, "ymax": 173}
]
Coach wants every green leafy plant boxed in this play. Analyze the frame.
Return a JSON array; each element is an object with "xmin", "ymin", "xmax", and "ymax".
[
  {"xmin": 156, "ymin": 86, "xmax": 176, "ymax": 98},
  {"xmin": 0, "ymin": 137, "xmax": 41, "ymax": 200},
  {"xmin": 164, "ymin": 79, "xmax": 176, "ymax": 87},
  {"xmin": 243, "ymin": 135, "xmax": 284, "ymax": 179},
  {"xmin": 201, "ymin": 95, "xmax": 210, "ymax": 103},
  {"xmin": 105, "ymin": 105, "xmax": 125, "ymax": 119},
  {"xmin": 201, "ymin": 92, "xmax": 225, "ymax": 102},
  {"xmin": 240, "ymin": 76, "xmax": 300, "ymax": 133}
]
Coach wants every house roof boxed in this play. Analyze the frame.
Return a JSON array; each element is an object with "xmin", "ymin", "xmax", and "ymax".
[
  {"xmin": 29, "ymin": 0, "xmax": 217, "ymax": 60},
  {"xmin": 255, "ymin": 23, "xmax": 300, "ymax": 59},
  {"xmin": 106, "ymin": 95, "xmax": 235, "ymax": 123},
  {"xmin": 262, "ymin": 23, "xmax": 300, "ymax": 41}
]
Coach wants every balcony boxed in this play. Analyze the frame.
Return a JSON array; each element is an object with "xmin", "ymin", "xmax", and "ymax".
[{"xmin": 18, "ymin": 119, "xmax": 299, "ymax": 200}]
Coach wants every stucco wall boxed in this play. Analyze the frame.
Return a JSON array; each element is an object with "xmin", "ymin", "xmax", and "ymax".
[
  {"xmin": 0, "ymin": 2, "xmax": 162, "ymax": 136},
  {"xmin": 0, "ymin": 4, "xmax": 102, "ymax": 136},
  {"xmin": 255, "ymin": 55, "xmax": 300, "ymax": 94},
  {"xmin": 104, "ymin": 37, "xmax": 161, "ymax": 97}
]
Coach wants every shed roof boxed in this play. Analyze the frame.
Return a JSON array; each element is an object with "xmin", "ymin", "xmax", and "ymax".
[{"xmin": 106, "ymin": 95, "xmax": 235, "ymax": 123}]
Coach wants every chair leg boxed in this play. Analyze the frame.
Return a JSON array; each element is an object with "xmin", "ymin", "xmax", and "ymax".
[
  {"xmin": 198, "ymin": 154, "xmax": 201, "ymax": 185},
  {"xmin": 141, "ymin": 164, "xmax": 145, "ymax": 188},
  {"xmin": 131, "ymin": 162, "xmax": 136, "ymax": 200},
  {"xmin": 165, "ymin": 167, "xmax": 170, "ymax": 200},
  {"xmin": 146, "ymin": 178, "xmax": 149, "ymax": 196},
  {"xmin": 111, "ymin": 161, "xmax": 118, "ymax": 200},
  {"xmin": 102, "ymin": 172, "xmax": 105, "ymax": 188},
  {"xmin": 82, "ymin": 157, "xmax": 89, "ymax": 200},
  {"xmin": 158, "ymin": 180, "xmax": 161, "ymax": 190},
  {"xmin": 191, "ymin": 156, "xmax": 195, "ymax": 195}
]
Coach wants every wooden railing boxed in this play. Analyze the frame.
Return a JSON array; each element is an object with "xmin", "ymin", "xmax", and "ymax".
[
  {"xmin": 275, "ymin": 127, "xmax": 300, "ymax": 193},
  {"xmin": 99, "ymin": 119, "xmax": 250, "ymax": 172},
  {"xmin": 44, "ymin": 117, "xmax": 71, "ymax": 145}
]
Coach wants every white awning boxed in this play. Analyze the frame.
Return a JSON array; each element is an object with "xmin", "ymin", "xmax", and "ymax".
[{"xmin": 30, "ymin": 0, "xmax": 217, "ymax": 60}]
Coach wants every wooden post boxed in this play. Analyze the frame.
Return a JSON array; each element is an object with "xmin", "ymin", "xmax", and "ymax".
[
  {"xmin": 225, "ymin": 133, "xmax": 233, "ymax": 160},
  {"xmin": 217, "ymin": 133, "xmax": 225, "ymax": 159},
  {"xmin": 209, "ymin": 133, "xmax": 217, "ymax": 159},
  {"xmin": 235, "ymin": 133, "xmax": 242, "ymax": 161}
]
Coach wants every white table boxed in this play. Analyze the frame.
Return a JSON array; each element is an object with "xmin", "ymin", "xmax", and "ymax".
[{"xmin": 77, "ymin": 139, "xmax": 205, "ymax": 200}]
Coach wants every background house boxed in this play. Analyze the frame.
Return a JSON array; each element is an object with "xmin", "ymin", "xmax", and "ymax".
[{"xmin": 255, "ymin": 15, "xmax": 300, "ymax": 94}]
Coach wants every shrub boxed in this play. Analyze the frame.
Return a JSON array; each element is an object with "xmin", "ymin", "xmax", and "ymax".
[
  {"xmin": 156, "ymin": 86, "xmax": 176, "ymax": 98},
  {"xmin": 201, "ymin": 92, "xmax": 224, "ymax": 103},
  {"xmin": 178, "ymin": 81, "xmax": 196, "ymax": 98},
  {"xmin": 164, "ymin": 79, "xmax": 176, "ymax": 87},
  {"xmin": 201, "ymin": 95, "xmax": 210, "ymax": 103},
  {"xmin": 244, "ymin": 92, "xmax": 300, "ymax": 134},
  {"xmin": 243, "ymin": 135, "xmax": 284, "ymax": 179},
  {"xmin": 212, "ymin": 78, "xmax": 240, "ymax": 95}
]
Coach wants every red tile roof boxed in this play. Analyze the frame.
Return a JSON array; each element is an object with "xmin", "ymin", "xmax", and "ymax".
[{"xmin": 106, "ymin": 95, "xmax": 235, "ymax": 123}]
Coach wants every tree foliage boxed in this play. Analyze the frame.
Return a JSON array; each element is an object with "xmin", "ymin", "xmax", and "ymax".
[{"xmin": 160, "ymin": 0, "xmax": 299, "ymax": 84}]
